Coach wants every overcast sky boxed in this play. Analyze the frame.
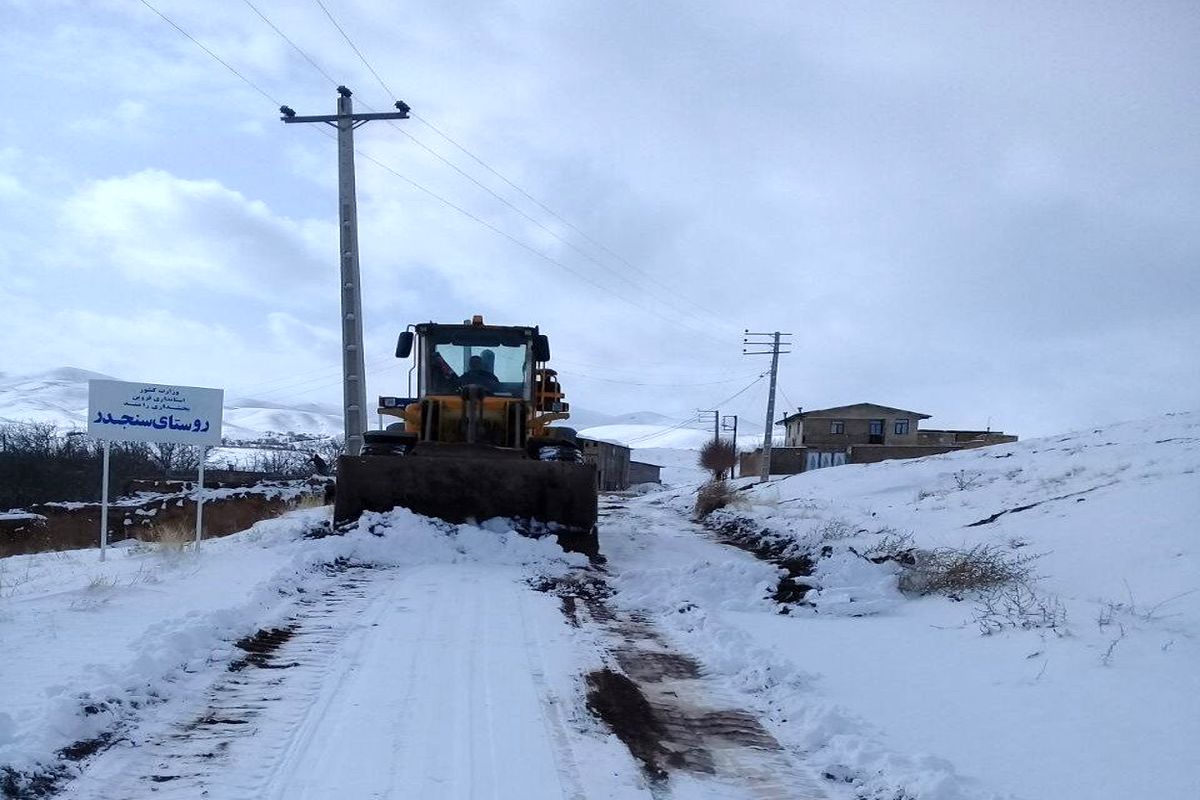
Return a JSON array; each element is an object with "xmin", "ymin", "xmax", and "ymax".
[{"xmin": 1, "ymin": 0, "xmax": 1196, "ymax": 438}]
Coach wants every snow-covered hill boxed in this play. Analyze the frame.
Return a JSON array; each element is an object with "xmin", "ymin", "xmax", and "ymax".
[
  {"xmin": 0, "ymin": 368, "xmax": 342, "ymax": 440},
  {"xmin": 0, "ymin": 367, "xmax": 672, "ymax": 443},
  {"xmin": 632, "ymin": 410, "xmax": 1200, "ymax": 800}
]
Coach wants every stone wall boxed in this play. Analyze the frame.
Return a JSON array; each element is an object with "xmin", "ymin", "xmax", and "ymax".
[
  {"xmin": 0, "ymin": 480, "xmax": 326, "ymax": 558},
  {"xmin": 738, "ymin": 447, "xmax": 807, "ymax": 477},
  {"xmin": 847, "ymin": 444, "xmax": 960, "ymax": 465}
]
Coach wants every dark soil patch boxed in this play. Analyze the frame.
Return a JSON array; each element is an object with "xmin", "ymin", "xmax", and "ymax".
[
  {"xmin": 966, "ymin": 482, "xmax": 1114, "ymax": 527},
  {"xmin": 614, "ymin": 649, "xmax": 702, "ymax": 683},
  {"xmin": 190, "ymin": 714, "xmax": 250, "ymax": 727},
  {"xmin": 706, "ymin": 516, "xmax": 817, "ymax": 606},
  {"xmin": 585, "ymin": 669, "xmax": 667, "ymax": 781},
  {"xmin": 1, "ymin": 764, "xmax": 70, "ymax": 800},
  {"xmin": 229, "ymin": 626, "xmax": 298, "ymax": 671},
  {"xmin": 530, "ymin": 569, "xmax": 613, "ymax": 626},
  {"xmin": 55, "ymin": 732, "xmax": 114, "ymax": 763},
  {"xmin": 687, "ymin": 710, "xmax": 777, "ymax": 749}
]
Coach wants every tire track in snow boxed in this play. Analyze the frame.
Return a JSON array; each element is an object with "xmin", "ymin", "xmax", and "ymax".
[{"xmin": 60, "ymin": 565, "xmax": 386, "ymax": 800}]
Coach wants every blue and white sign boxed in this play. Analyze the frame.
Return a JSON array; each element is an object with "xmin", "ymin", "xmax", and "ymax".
[{"xmin": 88, "ymin": 379, "xmax": 223, "ymax": 446}]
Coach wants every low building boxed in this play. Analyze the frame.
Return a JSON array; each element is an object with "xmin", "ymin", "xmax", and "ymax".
[
  {"xmin": 740, "ymin": 403, "xmax": 1017, "ymax": 476},
  {"xmin": 578, "ymin": 437, "xmax": 631, "ymax": 491},
  {"xmin": 628, "ymin": 460, "xmax": 662, "ymax": 485}
]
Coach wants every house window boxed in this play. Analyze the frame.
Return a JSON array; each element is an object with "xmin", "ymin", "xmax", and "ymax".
[
  {"xmin": 869, "ymin": 420, "xmax": 883, "ymax": 435},
  {"xmin": 830, "ymin": 420, "xmax": 845, "ymax": 434},
  {"xmin": 894, "ymin": 419, "xmax": 910, "ymax": 435}
]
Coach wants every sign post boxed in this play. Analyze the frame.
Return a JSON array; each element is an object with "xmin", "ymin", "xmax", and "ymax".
[
  {"xmin": 88, "ymin": 380, "xmax": 223, "ymax": 558},
  {"xmin": 100, "ymin": 441, "xmax": 111, "ymax": 561},
  {"xmin": 195, "ymin": 446, "xmax": 207, "ymax": 549}
]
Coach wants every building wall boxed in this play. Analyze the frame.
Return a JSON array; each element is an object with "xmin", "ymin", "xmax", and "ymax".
[
  {"xmin": 847, "ymin": 444, "xmax": 960, "ymax": 464},
  {"xmin": 918, "ymin": 430, "xmax": 1018, "ymax": 447},
  {"xmin": 739, "ymin": 447, "xmax": 807, "ymax": 476},
  {"xmin": 793, "ymin": 412, "xmax": 921, "ymax": 448},
  {"xmin": 785, "ymin": 419, "xmax": 804, "ymax": 447},
  {"xmin": 579, "ymin": 439, "xmax": 631, "ymax": 491},
  {"xmin": 629, "ymin": 461, "xmax": 662, "ymax": 485}
]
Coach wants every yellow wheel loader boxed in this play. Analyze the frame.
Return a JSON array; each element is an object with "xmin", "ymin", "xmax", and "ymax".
[{"xmin": 333, "ymin": 316, "xmax": 599, "ymax": 555}]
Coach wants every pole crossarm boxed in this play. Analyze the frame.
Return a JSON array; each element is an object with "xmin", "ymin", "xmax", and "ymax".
[{"xmin": 282, "ymin": 111, "xmax": 410, "ymax": 123}]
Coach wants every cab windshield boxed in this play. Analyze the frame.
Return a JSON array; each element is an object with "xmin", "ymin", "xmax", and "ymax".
[{"xmin": 421, "ymin": 328, "xmax": 531, "ymax": 398}]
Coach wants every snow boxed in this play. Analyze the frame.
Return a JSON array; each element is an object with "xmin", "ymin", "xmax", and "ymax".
[
  {"xmin": 606, "ymin": 412, "xmax": 1200, "ymax": 800},
  {"xmin": 2, "ymin": 411, "xmax": 1196, "ymax": 798}
]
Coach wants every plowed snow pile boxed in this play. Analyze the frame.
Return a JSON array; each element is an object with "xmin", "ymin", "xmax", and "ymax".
[{"xmin": 612, "ymin": 411, "xmax": 1199, "ymax": 800}]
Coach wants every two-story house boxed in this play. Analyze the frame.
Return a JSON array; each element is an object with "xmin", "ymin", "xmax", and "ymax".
[
  {"xmin": 779, "ymin": 403, "xmax": 931, "ymax": 471},
  {"xmin": 739, "ymin": 402, "xmax": 1016, "ymax": 475}
]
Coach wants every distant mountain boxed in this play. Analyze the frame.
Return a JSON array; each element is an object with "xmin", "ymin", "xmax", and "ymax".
[
  {"xmin": 556, "ymin": 408, "xmax": 678, "ymax": 432},
  {"xmin": 0, "ymin": 368, "xmax": 742, "ymax": 446},
  {"xmin": 0, "ymin": 368, "xmax": 342, "ymax": 440}
]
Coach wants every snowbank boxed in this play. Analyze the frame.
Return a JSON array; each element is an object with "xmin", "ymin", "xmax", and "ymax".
[{"xmin": 608, "ymin": 412, "xmax": 1200, "ymax": 800}]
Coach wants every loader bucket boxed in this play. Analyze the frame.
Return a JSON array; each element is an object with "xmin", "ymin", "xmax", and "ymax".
[{"xmin": 333, "ymin": 453, "xmax": 599, "ymax": 556}]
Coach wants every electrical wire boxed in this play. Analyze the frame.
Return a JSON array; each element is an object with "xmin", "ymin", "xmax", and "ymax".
[
  {"xmin": 553, "ymin": 369, "xmax": 762, "ymax": 388},
  {"xmin": 140, "ymin": 0, "xmax": 751, "ymax": 401},
  {"xmin": 301, "ymin": 0, "xmax": 739, "ymax": 336},
  {"xmin": 138, "ymin": 0, "xmax": 281, "ymax": 106},
  {"xmin": 242, "ymin": 0, "xmax": 340, "ymax": 87},
  {"xmin": 621, "ymin": 370, "xmax": 769, "ymax": 444}
]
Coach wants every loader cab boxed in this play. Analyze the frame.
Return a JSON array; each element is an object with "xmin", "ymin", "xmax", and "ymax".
[{"xmin": 413, "ymin": 321, "xmax": 542, "ymax": 401}]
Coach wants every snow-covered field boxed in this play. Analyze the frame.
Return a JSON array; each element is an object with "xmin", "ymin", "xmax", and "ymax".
[
  {"xmin": 1, "ymin": 412, "xmax": 1196, "ymax": 799},
  {"xmin": 618, "ymin": 411, "xmax": 1200, "ymax": 799}
]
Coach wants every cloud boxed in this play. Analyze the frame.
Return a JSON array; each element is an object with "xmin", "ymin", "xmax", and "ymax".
[
  {"xmin": 2, "ymin": 1, "xmax": 1197, "ymax": 435},
  {"xmin": 68, "ymin": 100, "xmax": 149, "ymax": 136},
  {"xmin": 60, "ymin": 169, "xmax": 333, "ymax": 301}
]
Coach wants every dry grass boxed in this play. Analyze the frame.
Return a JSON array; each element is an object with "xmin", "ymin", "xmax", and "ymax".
[
  {"xmin": 693, "ymin": 479, "xmax": 734, "ymax": 519},
  {"xmin": 903, "ymin": 543, "xmax": 1038, "ymax": 596},
  {"xmin": 291, "ymin": 493, "xmax": 327, "ymax": 510},
  {"xmin": 142, "ymin": 520, "xmax": 195, "ymax": 553}
]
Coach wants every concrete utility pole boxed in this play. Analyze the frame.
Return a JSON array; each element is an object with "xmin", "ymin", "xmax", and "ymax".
[
  {"xmin": 280, "ymin": 87, "xmax": 410, "ymax": 455},
  {"xmin": 743, "ymin": 330, "xmax": 792, "ymax": 482}
]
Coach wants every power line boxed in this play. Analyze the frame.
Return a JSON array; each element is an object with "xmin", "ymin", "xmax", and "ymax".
[
  {"xmin": 553, "ymin": 369, "xmax": 762, "ymax": 388},
  {"xmin": 410, "ymin": 112, "xmax": 730, "ymax": 322},
  {"xmin": 142, "ymin": 1, "xmax": 742, "ymax": 365},
  {"xmin": 301, "ymin": 0, "xmax": 737, "ymax": 335},
  {"xmin": 311, "ymin": 0, "xmax": 396, "ymax": 99},
  {"xmin": 622, "ymin": 370, "xmax": 769, "ymax": 445},
  {"xmin": 242, "ymin": 0, "xmax": 340, "ymax": 87},
  {"xmin": 138, "ymin": 0, "xmax": 281, "ymax": 106}
]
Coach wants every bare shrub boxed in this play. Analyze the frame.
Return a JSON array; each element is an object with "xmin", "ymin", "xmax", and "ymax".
[
  {"xmin": 952, "ymin": 470, "xmax": 983, "ymax": 491},
  {"xmin": 693, "ymin": 479, "xmax": 733, "ymax": 519},
  {"xmin": 812, "ymin": 518, "xmax": 855, "ymax": 543},
  {"xmin": 698, "ymin": 439, "xmax": 738, "ymax": 481},
  {"xmin": 974, "ymin": 584, "xmax": 1067, "ymax": 636},
  {"xmin": 903, "ymin": 543, "xmax": 1038, "ymax": 596},
  {"xmin": 863, "ymin": 528, "xmax": 916, "ymax": 560},
  {"xmin": 149, "ymin": 442, "xmax": 200, "ymax": 475}
]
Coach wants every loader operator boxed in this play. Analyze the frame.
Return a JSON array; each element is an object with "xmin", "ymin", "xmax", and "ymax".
[{"xmin": 460, "ymin": 355, "xmax": 501, "ymax": 394}]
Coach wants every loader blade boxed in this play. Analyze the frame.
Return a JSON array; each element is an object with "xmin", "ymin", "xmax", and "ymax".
[{"xmin": 333, "ymin": 454, "xmax": 599, "ymax": 556}]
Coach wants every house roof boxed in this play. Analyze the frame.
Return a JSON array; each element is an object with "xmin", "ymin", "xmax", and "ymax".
[{"xmin": 776, "ymin": 403, "xmax": 933, "ymax": 426}]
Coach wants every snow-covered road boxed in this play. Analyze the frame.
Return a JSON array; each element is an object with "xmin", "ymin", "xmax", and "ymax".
[{"xmin": 59, "ymin": 562, "xmax": 633, "ymax": 800}]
